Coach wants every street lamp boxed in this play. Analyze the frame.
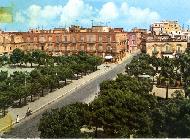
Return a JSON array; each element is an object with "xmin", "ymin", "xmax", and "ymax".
[
  {"xmin": 110, "ymin": 47, "xmax": 113, "ymax": 62},
  {"xmin": 56, "ymin": 72, "xmax": 59, "ymax": 89},
  {"xmin": 165, "ymin": 80, "xmax": 169, "ymax": 99}
]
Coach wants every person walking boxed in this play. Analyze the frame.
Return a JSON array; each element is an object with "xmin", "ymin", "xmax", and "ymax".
[
  {"xmin": 16, "ymin": 115, "xmax": 19, "ymax": 123},
  {"xmin": 27, "ymin": 107, "xmax": 30, "ymax": 113},
  {"xmin": 26, "ymin": 107, "xmax": 32, "ymax": 116}
]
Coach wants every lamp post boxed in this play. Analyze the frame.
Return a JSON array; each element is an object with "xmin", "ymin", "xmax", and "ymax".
[
  {"xmin": 165, "ymin": 80, "xmax": 169, "ymax": 99},
  {"xmin": 110, "ymin": 47, "xmax": 113, "ymax": 62},
  {"xmin": 56, "ymin": 72, "xmax": 59, "ymax": 89}
]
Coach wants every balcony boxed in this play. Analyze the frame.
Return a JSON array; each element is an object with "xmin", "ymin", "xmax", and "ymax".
[
  {"xmin": 176, "ymin": 50, "xmax": 183, "ymax": 54},
  {"xmin": 71, "ymin": 40, "xmax": 77, "ymax": 44},
  {"xmin": 87, "ymin": 40, "xmax": 96, "ymax": 44},
  {"xmin": 78, "ymin": 40, "xmax": 86, "ymax": 43},
  {"xmin": 161, "ymin": 50, "xmax": 173, "ymax": 54}
]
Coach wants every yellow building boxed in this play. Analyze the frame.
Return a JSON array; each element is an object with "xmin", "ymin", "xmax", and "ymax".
[
  {"xmin": 146, "ymin": 40, "xmax": 187, "ymax": 58},
  {"xmin": 151, "ymin": 20, "xmax": 181, "ymax": 35}
]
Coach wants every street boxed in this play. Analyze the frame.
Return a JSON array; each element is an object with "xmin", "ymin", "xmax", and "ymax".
[{"xmin": 2, "ymin": 54, "xmax": 134, "ymax": 138}]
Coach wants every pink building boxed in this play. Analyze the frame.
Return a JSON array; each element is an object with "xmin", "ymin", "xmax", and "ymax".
[{"xmin": 128, "ymin": 32, "xmax": 137, "ymax": 53}]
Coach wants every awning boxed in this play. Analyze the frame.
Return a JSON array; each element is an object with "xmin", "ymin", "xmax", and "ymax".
[
  {"xmin": 138, "ymin": 75, "xmax": 151, "ymax": 78},
  {"xmin": 105, "ymin": 55, "xmax": 113, "ymax": 59},
  {"xmin": 163, "ymin": 54, "xmax": 175, "ymax": 58}
]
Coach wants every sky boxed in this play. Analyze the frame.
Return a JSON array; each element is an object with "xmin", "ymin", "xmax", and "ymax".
[{"xmin": 0, "ymin": 0, "xmax": 190, "ymax": 31}]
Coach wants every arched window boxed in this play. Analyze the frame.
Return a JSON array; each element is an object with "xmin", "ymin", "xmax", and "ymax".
[
  {"xmin": 176, "ymin": 44, "xmax": 182, "ymax": 53},
  {"xmin": 164, "ymin": 44, "xmax": 171, "ymax": 52}
]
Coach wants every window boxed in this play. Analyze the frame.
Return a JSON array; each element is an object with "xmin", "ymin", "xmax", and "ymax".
[
  {"xmin": 72, "ymin": 37, "xmax": 76, "ymax": 43},
  {"xmin": 49, "ymin": 36, "xmax": 52, "ymax": 42},
  {"xmin": 81, "ymin": 36, "xmax": 84, "ymax": 42},
  {"xmin": 27, "ymin": 37, "xmax": 30, "ymax": 42},
  {"xmin": 99, "ymin": 45, "xmax": 103, "ymax": 50},
  {"xmin": 153, "ymin": 47, "xmax": 157, "ymax": 52},
  {"xmin": 80, "ymin": 45, "xmax": 84, "ymax": 50},
  {"xmin": 166, "ymin": 45, "xmax": 171, "ymax": 52},
  {"xmin": 178, "ymin": 46, "xmax": 181, "ymax": 52},
  {"xmin": 99, "ymin": 36, "xmax": 102, "ymax": 42},
  {"xmin": 64, "ymin": 36, "xmax": 67, "ymax": 42},
  {"xmin": 107, "ymin": 36, "xmax": 111, "ymax": 43},
  {"xmin": 10, "ymin": 47, "xmax": 12, "ymax": 50},
  {"xmin": 132, "ymin": 40, "xmax": 135, "ymax": 45},
  {"xmin": 89, "ymin": 44, "xmax": 94, "ymax": 51},
  {"xmin": 34, "ymin": 37, "xmax": 37, "ymax": 42},
  {"xmin": 88, "ymin": 35, "xmax": 93, "ymax": 42},
  {"xmin": 132, "ymin": 35, "xmax": 135, "ymax": 40},
  {"xmin": 56, "ymin": 36, "xmax": 60, "ymax": 42},
  {"xmin": 107, "ymin": 46, "xmax": 111, "ymax": 51}
]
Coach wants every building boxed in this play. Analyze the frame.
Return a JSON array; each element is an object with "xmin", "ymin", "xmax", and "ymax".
[
  {"xmin": 146, "ymin": 37, "xmax": 187, "ymax": 58},
  {"xmin": 127, "ymin": 32, "xmax": 137, "ymax": 53},
  {"xmin": 151, "ymin": 20, "xmax": 181, "ymax": 36},
  {"xmin": 181, "ymin": 29, "xmax": 190, "ymax": 43},
  {"xmin": 131, "ymin": 28, "xmax": 148, "ymax": 50},
  {"xmin": 0, "ymin": 25, "xmax": 132, "ymax": 62}
]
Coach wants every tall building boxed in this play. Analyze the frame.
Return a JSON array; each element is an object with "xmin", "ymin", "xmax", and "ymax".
[
  {"xmin": 151, "ymin": 20, "xmax": 181, "ymax": 36},
  {"xmin": 131, "ymin": 28, "xmax": 148, "ymax": 51}
]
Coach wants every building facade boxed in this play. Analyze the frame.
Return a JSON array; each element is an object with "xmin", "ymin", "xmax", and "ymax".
[
  {"xmin": 151, "ymin": 20, "xmax": 181, "ymax": 36},
  {"xmin": 146, "ymin": 40, "xmax": 187, "ymax": 58},
  {"xmin": 0, "ymin": 26, "xmax": 134, "ymax": 62}
]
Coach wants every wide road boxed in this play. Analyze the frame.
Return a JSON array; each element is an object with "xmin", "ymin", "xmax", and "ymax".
[{"xmin": 2, "ymin": 54, "xmax": 135, "ymax": 138}]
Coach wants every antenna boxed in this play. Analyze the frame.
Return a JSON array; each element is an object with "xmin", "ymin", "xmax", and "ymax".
[
  {"xmin": 91, "ymin": 20, "xmax": 94, "ymax": 27},
  {"xmin": 188, "ymin": 25, "xmax": 189, "ymax": 31}
]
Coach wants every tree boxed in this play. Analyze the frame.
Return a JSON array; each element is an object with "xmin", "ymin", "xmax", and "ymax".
[
  {"xmin": 32, "ymin": 50, "xmax": 47, "ymax": 66},
  {"xmin": 12, "ymin": 85, "xmax": 27, "ymax": 106},
  {"xmin": 39, "ymin": 75, "xmax": 49, "ymax": 97},
  {"xmin": 0, "ymin": 70, "xmax": 8, "ymax": 81},
  {"xmin": 90, "ymin": 89, "xmax": 153, "ymax": 138},
  {"xmin": 38, "ymin": 103, "xmax": 89, "ymax": 138},
  {"xmin": 87, "ymin": 56, "xmax": 103, "ymax": 71},
  {"xmin": 0, "ymin": 92, "xmax": 12, "ymax": 116},
  {"xmin": 10, "ymin": 48, "xmax": 24, "ymax": 65}
]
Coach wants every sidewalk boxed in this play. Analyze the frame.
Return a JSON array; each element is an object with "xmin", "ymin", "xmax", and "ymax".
[{"xmin": 0, "ymin": 52, "xmax": 137, "ymax": 133}]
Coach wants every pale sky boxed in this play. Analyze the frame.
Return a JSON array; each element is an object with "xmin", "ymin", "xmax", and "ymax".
[{"xmin": 0, "ymin": 0, "xmax": 189, "ymax": 31}]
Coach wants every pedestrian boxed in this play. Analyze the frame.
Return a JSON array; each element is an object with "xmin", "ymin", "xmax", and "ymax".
[
  {"xmin": 26, "ymin": 107, "xmax": 32, "ymax": 116},
  {"xmin": 16, "ymin": 115, "xmax": 19, "ymax": 123},
  {"xmin": 27, "ymin": 107, "xmax": 30, "ymax": 113}
]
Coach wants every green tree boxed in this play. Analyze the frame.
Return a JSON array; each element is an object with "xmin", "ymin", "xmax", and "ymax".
[
  {"xmin": 90, "ymin": 89, "xmax": 153, "ymax": 138},
  {"xmin": 38, "ymin": 103, "xmax": 89, "ymax": 138},
  {"xmin": 0, "ymin": 92, "xmax": 12, "ymax": 116},
  {"xmin": 10, "ymin": 48, "xmax": 24, "ymax": 65}
]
